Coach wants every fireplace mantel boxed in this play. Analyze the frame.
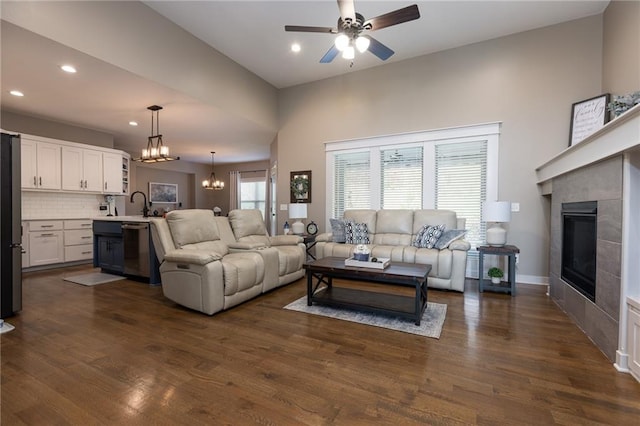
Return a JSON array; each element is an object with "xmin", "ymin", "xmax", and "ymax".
[{"xmin": 536, "ymin": 103, "xmax": 640, "ymax": 193}]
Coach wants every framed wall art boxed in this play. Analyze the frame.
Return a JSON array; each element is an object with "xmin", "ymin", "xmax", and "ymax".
[
  {"xmin": 290, "ymin": 170, "xmax": 311, "ymax": 203},
  {"xmin": 149, "ymin": 182, "xmax": 178, "ymax": 203},
  {"xmin": 569, "ymin": 93, "xmax": 610, "ymax": 146}
]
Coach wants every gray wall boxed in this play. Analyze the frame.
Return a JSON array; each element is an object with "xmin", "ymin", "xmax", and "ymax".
[
  {"xmin": 1, "ymin": 110, "xmax": 114, "ymax": 148},
  {"xmin": 276, "ymin": 15, "xmax": 604, "ymax": 280},
  {"xmin": 602, "ymin": 0, "xmax": 640, "ymax": 95}
]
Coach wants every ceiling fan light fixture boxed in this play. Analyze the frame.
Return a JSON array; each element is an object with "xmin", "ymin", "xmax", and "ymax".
[
  {"xmin": 133, "ymin": 105, "xmax": 180, "ymax": 163},
  {"xmin": 203, "ymin": 151, "xmax": 224, "ymax": 190},
  {"xmin": 342, "ymin": 45, "xmax": 355, "ymax": 60},
  {"xmin": 334, "ymin": 34, "xmax": 349, "ymax": 51},
  {"xmin": 355, "ymin": 36, "xmax": 370, "ymax": 53}
]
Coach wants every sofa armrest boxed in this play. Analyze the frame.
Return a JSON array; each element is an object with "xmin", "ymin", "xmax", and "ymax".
[
  {"xmin": 228, "ymin": 241, "xmax": 267, "ymax": 250},
  {"xmin": 448, "ymin": 239, "xmax": 471, "ymax": 251},
  {"xmin": 163, "ymin": 249, "xmax": 223, "ymax": 265},
  {"xmin": 270, "ymin": 235, "xmax": 303, "ymax": 246},
  {"xmin": 315, "ymin": 232, "xmax": 332, "ymax": 242}
]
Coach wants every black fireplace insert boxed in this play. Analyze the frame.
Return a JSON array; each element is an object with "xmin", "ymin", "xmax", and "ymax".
[{"xmin": 561, "ymin": 201, "xmax": 597, "ymax": 302}]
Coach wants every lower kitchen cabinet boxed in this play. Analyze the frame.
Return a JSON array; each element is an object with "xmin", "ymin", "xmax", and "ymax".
[
  {"xmin": 29, "ymin": 221, "xmax": 64, "ymax": 266},
  {"xmin": 96, "ymin": 236, "xmax": 124, "ymax": 273},
  {"xmin": 93, "ymin": 221, "xmax": 124, "ymax": 274}
]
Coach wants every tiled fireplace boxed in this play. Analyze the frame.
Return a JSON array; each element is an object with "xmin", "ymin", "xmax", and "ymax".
[
  {"xmin": 549, "ymin": 156, "xmax": 622, "ymax": 361},
  {"xmin": 537, "ymin": 104, "xmax": 640, "ymax": 377}
]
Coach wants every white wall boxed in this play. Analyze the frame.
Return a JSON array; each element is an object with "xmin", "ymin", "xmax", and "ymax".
[{"xmin": 276, "ymin": 16, "xmax": 604, "ymax": 280}]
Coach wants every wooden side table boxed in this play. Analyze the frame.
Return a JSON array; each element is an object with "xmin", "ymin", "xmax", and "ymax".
[
  {"xmin": 478, "ymin": 245, "xmax": 519, "ymax": 296},
  {"xmin": 302, "ymin": 234, "xmax": 317, "ymax": 261}
]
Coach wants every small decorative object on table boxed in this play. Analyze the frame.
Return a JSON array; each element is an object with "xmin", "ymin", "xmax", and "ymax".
[
  {"xmin": 488, "ymin": 267, "xmax": 504, "ymax": 284},
  {"xmin": 306, "ymin": 220, "xmax": 318, "ymax": 235},
  {"xmin": 352, "ymin": 244, "xmax": 370, "ymax": 261},
  {"xmin": 608, "ymin": 91, "xmax": 640, "ymax": 118}
]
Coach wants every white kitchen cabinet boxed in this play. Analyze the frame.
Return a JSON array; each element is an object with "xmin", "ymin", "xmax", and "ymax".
[
  {"xmin": 103, "ymin": 152, "xmax": 123, "ymax": 194},
  {"xmin": 21, "ymin": 139, "xmax": 61, "ymax": 190},
  {"xmin": 28, "ymin": 221, "xmax": 64, "ymax": 266},
  {"xmin": 62, "ymin": 147, "xmax": 103, "ymax": 192},
  {"xmin": 63, "ymin": 220, "xmax": 93, "ymax": 262}
]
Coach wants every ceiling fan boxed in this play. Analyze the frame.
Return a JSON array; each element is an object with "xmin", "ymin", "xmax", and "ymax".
[{"xmin": 285, "ymin": 0, "xmax": 420, "ymax": 63}]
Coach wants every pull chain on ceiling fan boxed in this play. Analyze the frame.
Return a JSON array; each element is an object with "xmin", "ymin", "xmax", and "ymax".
[{"xmin": 285, "ymin": 0, "xmax": 420, "ymax": 63}]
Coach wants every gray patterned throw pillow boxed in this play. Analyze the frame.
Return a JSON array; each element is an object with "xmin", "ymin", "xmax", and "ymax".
[
  {"xmin": 330, "ymin": 218, "xmax": 347, "ymax": 243},
  {"xmin": 345, "ymin": 222, "xmax": 370, "ymax": 244},
  {"xmin": 413, "ymin": 224, "xmax": 445, "ymax": 249}
]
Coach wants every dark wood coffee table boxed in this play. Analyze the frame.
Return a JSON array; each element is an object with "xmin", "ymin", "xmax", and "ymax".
[{"xmin": 303, "ymin": 257, "xmax": 431, "ymax": 325}]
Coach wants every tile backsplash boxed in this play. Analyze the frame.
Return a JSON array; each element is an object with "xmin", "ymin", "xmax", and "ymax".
[{"xmin": 22, "ymin": 192, "xmax": 110, "ymax": 219}]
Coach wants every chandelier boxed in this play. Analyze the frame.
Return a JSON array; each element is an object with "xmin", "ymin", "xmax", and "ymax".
[
  {"xmin": 202, "ymin": 151, "xmax": 224, "ymax": 190},
  {"xmin": 133, "ymin": 105, "xmax": 179, "ymax": 163}
]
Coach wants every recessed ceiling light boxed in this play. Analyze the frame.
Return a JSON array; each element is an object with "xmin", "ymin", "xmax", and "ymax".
[
  {"xmin": 291, "ymin": 43, "xmax": 301, "ymax": 53},
  {"xmin": 61, "ymin": 65, "xmax": 77, "ymax": 73},
  {"xmin": 129, "ymin": 121, "xmax": 138, "ymax": 126},
  {"xmin": 9, "ymin": 90, "xmax": 24, "ymax": 97}
]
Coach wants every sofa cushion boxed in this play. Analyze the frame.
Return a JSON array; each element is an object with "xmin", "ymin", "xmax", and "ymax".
[
  {"xmin": 330, "ymin": 218, "xmax": 348, "ymax": 243},
  {"xmin": 345, "ymin": 222, "xmax": 370, "ymax": 244},
  {"xmin": 435, "ymin": 229, "xmax": 467, "ymax": 250},
  {"xmin": 166, "ymin": 209, "xmax": 220, "ymax": 248},
  {"xmin": 229, "ymin": 209, "xmax": 268, "ymax": 239},
  {"xmin": 413, "ymin": 224, "xmax": 445, "ymax": 248}
]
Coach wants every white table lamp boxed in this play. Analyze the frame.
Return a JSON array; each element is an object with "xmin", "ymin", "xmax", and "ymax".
[
  {"xmin": 482, "ymin": 201, "xmax": 511, "ymax": 247},
  {"xmin": 288, "ymin": 203, "xmax": 307, "ymax": 235}
]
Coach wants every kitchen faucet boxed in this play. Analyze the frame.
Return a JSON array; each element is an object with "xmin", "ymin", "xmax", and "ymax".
[{"xmin": 130, "ymin": 191, "xmax": 149, "ymax": 217}]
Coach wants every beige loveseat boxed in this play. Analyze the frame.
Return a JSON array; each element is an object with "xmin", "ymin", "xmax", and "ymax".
[
  {"xmin": 150, "ymin": 209, "xmax": 305, "ymax": 315},
  {"xmin": 315, "ymin": 209, "xmax": 470, "ymax": 292}
]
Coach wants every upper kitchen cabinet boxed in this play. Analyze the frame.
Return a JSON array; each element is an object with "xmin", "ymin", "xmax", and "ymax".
[
  {"xmin": 62, "ymin": 146, "xmax": 103, "ymax": 192},
  {"xmin": 103, "ymin": 152, "xmax": 124, "ymax": 194},
  {"xmin": 21, "ymin": 138, "xmax": 61, "ymax": 190}
]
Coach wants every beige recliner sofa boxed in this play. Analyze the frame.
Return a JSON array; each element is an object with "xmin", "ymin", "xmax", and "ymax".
[
  {"xmin": 150, "ymin": 209, "xmax": 305, "ymax": 315},
  {"xmin": 315, "ymin": 209, "xmax": 470, "ymax": 292}
]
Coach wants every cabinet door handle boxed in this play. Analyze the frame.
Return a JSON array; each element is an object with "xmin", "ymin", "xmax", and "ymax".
[
  {"xmin": 81, "ymin": 251, "xmax": 92, "ymax": 254},
  {"xmin": 33, "ymin": 176, "xmax": 37, "ymax": 186},
  {"xmin": 41, "ymin": 225, "xmax": 54, "ymax": 228},
  {"xmin": 39, "ymin": 177, "xmax": 42, "ymax": 186},
  {"xmin": 105, "ymin": 182, "xmax": 108, "ymax": 190},
  {"xmin": 81, "ymin": 236, "xmax": 92, "ymax": 239},
  {"xmin": 80, "ymin": 180, "xmax": 84, "ymax": 189},
  {"xmin": 39, "ymin": 233, "xmax": 54, "ymax": 237}
]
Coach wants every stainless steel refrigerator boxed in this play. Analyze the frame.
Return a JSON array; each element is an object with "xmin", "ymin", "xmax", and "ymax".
[{"xmin": 1, "ymin": 132, "xmax": 22, "ymax": 318}]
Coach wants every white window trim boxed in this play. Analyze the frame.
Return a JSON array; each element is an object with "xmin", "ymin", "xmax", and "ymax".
[{"xmin": 325, "ymin": 122, "xmax": 501, "ymax": 228}]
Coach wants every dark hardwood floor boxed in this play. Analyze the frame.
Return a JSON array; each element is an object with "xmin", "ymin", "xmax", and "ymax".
[{"xmin": 2, "ymin": 264, "xmax": 639, "ymax": 425}]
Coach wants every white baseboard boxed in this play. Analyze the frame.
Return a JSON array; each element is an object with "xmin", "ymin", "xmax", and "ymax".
[
  {"xmin": 515, "ymin": 274, "xmax": 549, "ymax": 285},
  {"xmin": 615, "ymin": 350, "xmax": 629, "ymax": 372}
]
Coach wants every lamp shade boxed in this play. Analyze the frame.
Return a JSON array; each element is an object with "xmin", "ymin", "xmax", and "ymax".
[
  {"xmin": 482, "ymin": 201, "xmax": 511, "ymax": 223},
  {"xmin": 288, "ymin": 203, "xmax": 307, "ymax": 219}
]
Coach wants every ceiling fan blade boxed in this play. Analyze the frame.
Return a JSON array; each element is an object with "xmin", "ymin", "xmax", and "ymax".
[
  {"xmin": 320, "ymin": 45, "xmax": 340, "ymax": 63},
  {"xmin": 364, "ymin": 4, "xmax": 420, "ymax": 31},
  {"xmin": 337, "ymin": 0, "xmax": 356, "ymax": 23},
  {"xmin": 285, "ymin": 25, "xmax": 337, "ymax": 33},
  {"xmin": 365, "ymin": 35, "xmax": 394, "ymax": 61}
]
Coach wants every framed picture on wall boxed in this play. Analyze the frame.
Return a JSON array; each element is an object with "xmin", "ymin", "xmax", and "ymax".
[
  {"xmin": 149, "ymin": 182, "xmax": 178, "ymax": 203},
  {"xmin": 290, "ymin": 170, "xmax": 311, "ymax": 203},
  {"xmin": 569, "ymin": 94, "xmax": 610, "ymax": 147}
]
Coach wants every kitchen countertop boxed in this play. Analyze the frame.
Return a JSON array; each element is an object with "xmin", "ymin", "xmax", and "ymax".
[{"xmin": 93, "ymin": 216, "xmax": 152, "ymax": 223}]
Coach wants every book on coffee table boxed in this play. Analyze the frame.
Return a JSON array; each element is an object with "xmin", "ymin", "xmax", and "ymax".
[{"xmin": 344, "ymin": 257, "xmax": 390, "ymax": 269}]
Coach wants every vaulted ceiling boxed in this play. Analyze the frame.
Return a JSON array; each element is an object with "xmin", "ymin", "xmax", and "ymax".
[{"xmin": 1, "ymin": 1, "xmax": 609, "ymax": 164}]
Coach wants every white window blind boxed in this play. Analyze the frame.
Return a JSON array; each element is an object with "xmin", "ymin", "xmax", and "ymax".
[
  {"xmin": 333, "ymin": 151, "xmax": 370, "ymax": 218},
  {"xmin": 380, "ymin": 146, "xmax": 423, "ymax": 209},
  {"xmin": 239, "ymin": 170, "xmax": 267, "ymax": 219},
  {"xmin": 435, "ymin": 140, "xmax": 487, "ymax": 249}
]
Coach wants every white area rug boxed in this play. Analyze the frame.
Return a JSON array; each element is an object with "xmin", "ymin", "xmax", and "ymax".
[
  {"xmin": 284, "ymin": 296, "xmax": 447, "ymax": 339},
  {"xmin": 63, "ymin": 272, "xmax": 126, "ymax": 286}
]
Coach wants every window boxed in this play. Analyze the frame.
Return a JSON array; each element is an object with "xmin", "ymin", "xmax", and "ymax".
[
  {"xmin": 239, "ymin": 170, "xmax": 267, "ymax": 219},
  {"xmin": 326, "ymin": 123, "xmax": 500, "ymax": 277},
  {"xmin": 381, "ymin": 146, "xmax": 423, "ymax": 209},
  {"xmin": 332, "ymin": 151, "xmax": 370, "ymax": 219}
]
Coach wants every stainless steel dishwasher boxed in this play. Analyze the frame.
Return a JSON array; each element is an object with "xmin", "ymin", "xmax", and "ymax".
[{"xmin": 122, "ymin": 222, "xmax": 150, "ymax": 277}]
